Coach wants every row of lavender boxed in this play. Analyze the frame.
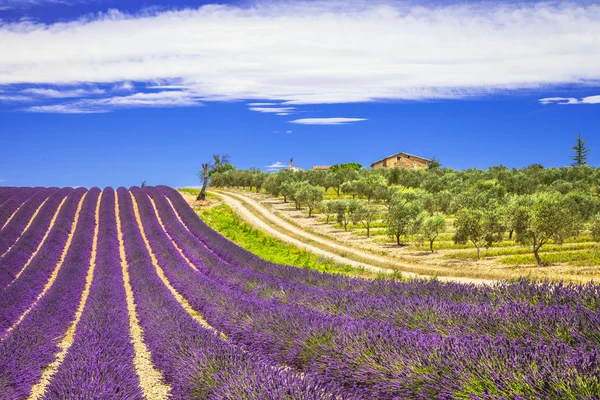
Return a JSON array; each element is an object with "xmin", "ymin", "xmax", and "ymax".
[
  {"xmin": 0, "ymin": 186, "xmax": 599, "ymax": 399},
  {"xmin": 0, "ymin": 187, "xmax": 353, "ymax": 399},
  {"xmin": 150, "ymin": 186, "xmax": 600, "ymax": 398}
]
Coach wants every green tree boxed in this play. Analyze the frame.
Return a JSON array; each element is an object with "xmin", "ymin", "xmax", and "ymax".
[
  {"xmin": 319, "ymin": 201, "xmax": 335, "ymax": 224},
  {"xmin": 386, "ymin": 197, "xmax": 424, "ymax": 245},
  {"xmin": 329, "ymin": 200, "xmax": 348, "ymax": 227},
  {"xmin": 330, "ymin": 168, "xmax": 359, "ymax": 196},
  {"xmin": 340, "ymin": 180, "xmax": 359, "ymax": 199},
  {"xmin": 428, "ymin": 158, "xmax": 442, "ymax": 169},
  {"xmin": 375, "ymin": 185, "xmax": 400, "ymax": 209},
  {"xmin": 354, "ymin": 174, "xmax": 389, "ymax": 204},
  {"xmin": 329, "ymin": 162, "xmax": 362, "ymax": 172},
  {"xmin": 571, "ymin": 133, "xmax": 590, "ymax": 166},
  {"xmin": 513, "ymin": 192, "xmax": 580, "ymax": 265},
  {"xmin": 338, "ymin": 200, "xmax": 354, "ymax": 231},
  {"xmin": 453, "ymin": 206, "xmax": 505, "ymax": 260},
  {"xmin": 422, "ymin": 214, "xmax": 446, "ymax": 253},
  {"xmin": 351, "ymin": 202, "xmax": 378, "ymax": 237},
  {"xmin": 249, "ymin": 169, "xmax": 267, "ymax": 193},
  {"xmin": 281, "ymin": 182, "xmax": 300, "ymax": 208},
  {"xmin": 294, "ymin": 182, "xmax": 324, "ymax": 217}
]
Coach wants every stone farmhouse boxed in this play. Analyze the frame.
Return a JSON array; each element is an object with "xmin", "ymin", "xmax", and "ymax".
[{"xmin": 371, "ymin": 152, "xmax": 431, "ymax": 170}]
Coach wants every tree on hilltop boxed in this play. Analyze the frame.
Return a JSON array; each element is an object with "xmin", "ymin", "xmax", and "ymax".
[
  {"xmin": 198, "ymin": 153, "xmax": 234, "ymax": 200},
  {"xmin": 571, "ymin": 133, "xmax": 590, "ymax": 166}
]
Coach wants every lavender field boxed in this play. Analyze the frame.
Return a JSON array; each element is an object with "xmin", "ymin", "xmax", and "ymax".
[{"xmin": 0, "ymin": 186, "xmax": 598, "ymax": 399}]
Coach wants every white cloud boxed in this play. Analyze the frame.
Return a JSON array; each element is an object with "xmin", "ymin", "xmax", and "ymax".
[
  {"xmin": 290, "ymin": 117, "xmax": 366, "ymax": 125},
  {"xmin": 0, "ymin": 0, "xmax": 79, "ymax": 9},
  {"xmin": 25, "ymin": 104, "xmax": 107, "ymax": 113},
  {"xmin": 249, "ymin": 107, "xmax": 296, "ymax": 113},
  {"xmin": 113, "ymin": 81, "xmax": 134, "ymax": 91},
  {"xmin": 0, "ymin": 2, "xmax": 600, "ymax": 106},
  {"xmin": 248, "ymin": 102, "xmax": 278, "ymax": 106},
  {"xmin": 23, "ymin": 90, "xmax": 203, "ymax": 113},
  {"xmin": 286, "ymin": 130, "xmax": 292, "ymax": 134},
  {"xmin": 265, "ymin": 161, "xmax": 288, "ymax": 171},
  {"xmin": 0, "ymin": 94, "xmax": 33, "ymax": 102},
  {"xmin": 539, "ymin": 95, "xmax": 600, "ymax": 105},
  {"xmin": 22, "ymin": 87, "xmax": 105, "ymax": 98}
]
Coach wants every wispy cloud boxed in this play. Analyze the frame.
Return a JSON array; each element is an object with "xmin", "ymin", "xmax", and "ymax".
[
  {"xmin": 23, "ymin": 90, "xmax": 203, "ymax": 113},
  {"xmin": 249, "ymin": 107, "xmax": 296, "ymax": 114},
  {"xmin": 539, "ymin": 95, "xmax": 600, "ymax": 105},
  {"xmin": 266, "ymin": 161, "xmax": 287, "ymax": 168},
  {"xmin": 25, "ymin": 104, "xmax": 108, "ymax": 113},
  {"xmin": 0, "ymin": 1, "xmax": 598, "ymax": 106},
  {"xmin": 248, "ymin": 102, "xmax": 278, "ymax": 106},
  {"xmin": 0, "ymin": 94, "xmax": 33, "ymax": 102},
  {"xmin": 0, "ymin": 0, "xmax": 82, "ymax": 9},
  {"xmin": 266, "ymin": 161, "xmax": 288, "ymax": 171},
  {"xmin": 22, "ymin": 87, "xmax": 105, "ymax": 98},
  {"xmin": 290, "ymin": 117, "xmax": 366, "ymax": 125},
  {"xmin": 113, "ymin": 82, "xmax": 134, "ymax": 92}
]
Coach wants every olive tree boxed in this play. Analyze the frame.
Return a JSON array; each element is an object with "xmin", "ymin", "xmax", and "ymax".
[
  {"xmin": 453, "ymin": 205, "xmax": 505, "ymax": 260},
  {"xmin": 281, "ymin": 182, "xmax": 300, "ymax": 209},
  {"xmin": 294, "ymin": 182, "xmax": 324, "ymax": 217},
  {"xmin": 513, "ymin": 192, "xmax": 580, "ymax": 265},
  {"xmin": 340, "ymin": 180, "xmax": 359, "ymax": 199},
  {"xmin": 422, "ymin": 214, "xmax": 446, "ymax": 253},
  {"xmin": 355, "ymin": 174, "xmax": 388, "ymax": 204},
  {"xmin": 350, "ymin": 202, "xmax": 379, "ymax": 237},
  {"xmin": 319, "ymin": 201, "xmax": 335, "ymax": 224},
  {"xmin": 329, "ymin": 200, "xmax": 348, "ymax": 227},
  {"xmin": 386, "ymin": 197, "xmax": 424, "ymax": 245}
]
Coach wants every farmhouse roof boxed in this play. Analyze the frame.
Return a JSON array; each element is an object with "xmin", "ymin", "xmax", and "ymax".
[{"xmin": 371, "ymin": 152, "xmax": 431, "ymax": 166}]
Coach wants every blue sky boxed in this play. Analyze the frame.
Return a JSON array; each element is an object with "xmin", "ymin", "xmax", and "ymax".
[{"xmin": 0, "ymin": 0, "xmax": 599, "ymax": 188}]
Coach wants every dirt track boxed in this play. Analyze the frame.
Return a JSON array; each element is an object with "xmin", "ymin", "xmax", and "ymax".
[{"xmin": 211, "ymin": 190, "xmax": 493, "ymax": 285}]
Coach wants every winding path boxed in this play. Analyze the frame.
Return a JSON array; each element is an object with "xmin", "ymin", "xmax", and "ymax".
[{"xmin": 211, "ymin": 190, "xmax": 492, "ymax": 285}]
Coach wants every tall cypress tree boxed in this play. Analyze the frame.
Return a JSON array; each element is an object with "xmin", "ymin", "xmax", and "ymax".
[{"xmin": 571, "ymin": 133, "xmax": 590, "ymax": 166}]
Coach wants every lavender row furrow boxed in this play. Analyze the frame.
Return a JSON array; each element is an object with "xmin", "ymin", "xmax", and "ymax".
[
  {"xmin": 141, "ymin": 187, "xmax": 600, "ymax": 398},
  {"xmin": 0, "ymin": 188, "xmax": 86, "ymax": 333},
  {"xmin": 0, "ymin": 188, "xmax": 40, "ymax": 229},
  {"xmin": 158, "ymin": 185, "xmax": 600, "ymax": 311},
  {"xmin": 146, "ymin": 187, "xmax": 600, "ymax": 348},
  {"xmin": 120, "ymin": 187, "xmax": 354, "ymax": 399},
  {"xmin": 0, "ymin": 188, "xmax": 72, "ymax": 288},
  {"xmin": 0, "ymin": 188, "xmax": 99, "ymax": 400},
  {"xmin": 44, "ymin": 188, "xmax": 143, "ymax": 399},
  {"xmin": 0, "ymin": 188, "xmax": 57, "ymax": 255}
]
